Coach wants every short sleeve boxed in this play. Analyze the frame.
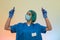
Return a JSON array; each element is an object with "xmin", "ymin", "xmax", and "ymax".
[
  {"xmin": 10, "ymin": 23, "xmax": 20, "ymax": 33},
  {"xmin": 36, "ymin": 23, "xmax": 47, "ymax": 33},
  {"xmin": 40, "ymin": 25, "xmax": 46, "ymax": 33}
]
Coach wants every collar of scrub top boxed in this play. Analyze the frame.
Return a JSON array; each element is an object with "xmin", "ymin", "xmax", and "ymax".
[{"xmin": 25, "ymin": 22, "xmax": 34, "ymax": 27}]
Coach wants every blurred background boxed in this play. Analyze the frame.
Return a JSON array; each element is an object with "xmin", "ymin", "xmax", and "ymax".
[{"xmin": 0, "ymin": 0, "xmax": 60, "ymax": 40}]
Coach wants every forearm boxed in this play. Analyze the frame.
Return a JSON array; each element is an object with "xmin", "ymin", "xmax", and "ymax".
[
  {"xmin": 4, "ymin": 7, "xmax": 15, "ymax": 30},
  {"xmin": 4, "ymin": 18, "xmax": 12, "ymax": 30},
  {"xmin": 45, "ymin": 18, "xmax": 52, "ymax": 31}
]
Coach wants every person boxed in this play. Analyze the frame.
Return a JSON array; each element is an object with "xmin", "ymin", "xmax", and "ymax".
[{"xmin": 4, "ymin": 7, "xmax": 52, "ymax": 40}]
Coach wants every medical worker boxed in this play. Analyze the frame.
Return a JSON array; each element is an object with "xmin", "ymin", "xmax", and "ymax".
[{"xmin": 5, "ymin": 7, "xmax": 52, "ymax": 40}]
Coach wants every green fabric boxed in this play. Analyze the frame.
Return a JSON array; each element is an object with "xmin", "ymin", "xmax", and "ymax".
[{"xmin": 29, "ymin": 10, "xmax": 37, "ymax": 22}]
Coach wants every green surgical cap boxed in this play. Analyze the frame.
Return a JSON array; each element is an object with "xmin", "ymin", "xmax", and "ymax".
[{"xmin": 29, "ymin": 10, "xmax": 37, "ymax": 22}]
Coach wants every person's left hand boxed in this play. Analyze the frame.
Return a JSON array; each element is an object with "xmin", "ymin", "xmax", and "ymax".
[{"xmin": 41, "ymin": 8, "xmax": 48, "ymax": 19}]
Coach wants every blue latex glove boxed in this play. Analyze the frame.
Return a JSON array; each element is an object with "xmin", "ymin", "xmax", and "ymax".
[
  {"xmin": 9, "ymin": 7, "xmax": 15, "ymax": 18},
  {"xmin": 42, "ymin": 8, "xmax": 47, "ymax": 19}
]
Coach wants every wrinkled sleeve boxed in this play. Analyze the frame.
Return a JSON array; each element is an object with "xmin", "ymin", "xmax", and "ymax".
[
  {"xmin": 10, "ymin": 23, "xmax": 20, "ymax": 33},
  {"xmin": 37, "ymin": 23, "xmax": 47, "ymax": 33},
  {"xmin": 40, "ymin": 25, "xmax": 47, "ymax": 33}
]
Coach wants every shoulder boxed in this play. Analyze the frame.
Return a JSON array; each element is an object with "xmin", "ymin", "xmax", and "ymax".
[
  {"xmin": 33, "ymin": 23, "xmax": 45, "ymax": 28},
  {"xmin": 11, "ymin": 22, "xmax": 25, "ymax": 27},
  {"xmin": 32, "ymin": 23, "xmax": 41, "ymax": 28},
  {"xmin": 34, "ymin": 23, "xmax": 41, "ymax": 26}
]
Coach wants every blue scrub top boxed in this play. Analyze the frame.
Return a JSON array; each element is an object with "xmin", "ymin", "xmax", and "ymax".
[{"xmin": 10, "ymin": 23, "xmax": 46, "ymax": 40}]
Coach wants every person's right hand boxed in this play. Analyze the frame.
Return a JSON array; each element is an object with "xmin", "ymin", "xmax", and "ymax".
[{"xmin": 9, "ymin": 7, "xmax": 15, "ymax": 18}]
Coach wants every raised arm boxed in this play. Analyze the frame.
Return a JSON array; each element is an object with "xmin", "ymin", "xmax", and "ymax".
[
  {"xmin": 41, "ymin": 8, "xmax": 52, "ymax": 31},
  {"xmin": 4, "ymin": 7, "xmax": 15, "ymax": 30}
]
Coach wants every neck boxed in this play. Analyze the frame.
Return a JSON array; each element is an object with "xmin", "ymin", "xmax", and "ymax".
[{"xmin": 27, "ymin": 20, "xmax": 32, "ymax": 25}]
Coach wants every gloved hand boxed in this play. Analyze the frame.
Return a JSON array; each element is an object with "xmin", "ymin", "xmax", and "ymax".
[
  {"xmin": 41, "ymin": 8, "xmax": 47, "ymax": 19},
  {"xmin": 9, "ymin": 7, "xmax": 15, "ymax": 18}
]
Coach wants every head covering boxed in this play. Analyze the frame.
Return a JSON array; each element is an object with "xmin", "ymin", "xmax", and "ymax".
[{"xmin": 29, "ymin": 10, "xmax": 37, "ymax": 22}]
